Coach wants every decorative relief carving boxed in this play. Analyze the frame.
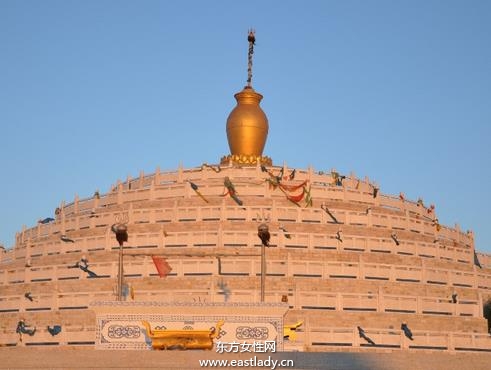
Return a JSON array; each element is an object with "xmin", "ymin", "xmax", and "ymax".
[
  {"xmin": 93, "ymin": 304, "xmax": 286, "ymax": 350},
  {"xmin": 236, "ymin": 326, "xmax": 269, "ymax": 340},
  {"xmin": 107, "ymin": 325, "xmax": 141, "ymax": 339}
]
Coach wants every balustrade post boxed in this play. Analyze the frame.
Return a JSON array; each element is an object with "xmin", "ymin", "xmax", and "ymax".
[
  {"xmin": 116, "ymin": 180, "xmax": 123, "ymax": 204},
  {"xmin": 401, "ymin": 331, "xmax": 408, "ymax": 349},
  {"xmin": 74, "ymin": 194, "xmax": 79, "ymax": 214},
  {"xmin": 378, "ymin": 286, "xmax": 383, "ymax": 312},
  {"xmin": 478, "ymin": 291, "xmax": 483, "ymax": 317},
  {"xmin": 336, "ymin": 292, "xmax": 342, "ymax": 311},
  {"xmin": 177, "ymin": 162, "xmax": 183, "ymax": 183},
  {"xmin": 416, "ymin": 296, "xmax": 422, "ymax": 314},
  {"xmin": 139, "ymin": 170, "xmax": 144, "ymax": 188},
  {"xmin": 21, "ymin": 225, "xmax": 26, "ymax": 244},
  {"xmin": 353, "ymin": 327, "xmax": 360, "ymax": 348},
  {"xmin": 148, "ymin": 180, "xmax": 155, "ymax": 201},
  {"xmin": 421, "ymin": 259, "xmax": 426, "ymax": 283}
]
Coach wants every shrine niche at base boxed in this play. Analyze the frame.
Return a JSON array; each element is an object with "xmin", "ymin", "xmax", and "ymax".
[{"xmin": 91, "ymin": 301, "xmax": 288, "ymax": 351}]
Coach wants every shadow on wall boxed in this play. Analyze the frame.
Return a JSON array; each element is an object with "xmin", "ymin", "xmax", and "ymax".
[{"xmin": 483, "ymin": 299, "xmax": 491, "ymax": 333}]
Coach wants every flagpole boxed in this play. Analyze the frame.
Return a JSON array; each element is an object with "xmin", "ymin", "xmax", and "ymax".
[
  {"xmin": 257, "ymin": 223, "xmax": 269, "ymax": 303},
  {"xmin": 113, "ymin": 224, "xmax": 128, "ymax": 301}
]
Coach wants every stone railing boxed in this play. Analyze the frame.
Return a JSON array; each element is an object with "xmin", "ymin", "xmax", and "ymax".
[
  {"xmin": 295, "ymin": 326, "xmax": 491, "ymax": 352},
  {"xmin": 0, "ymin": 279, "xmax": 484, "ymax": 318},
  {"xmin": 13, "ymin": 165, "xmax": 473, "ymax": 250},
  {"xmin": 1, "ymin": 253, "xmax": 490, "ymax": 290}
]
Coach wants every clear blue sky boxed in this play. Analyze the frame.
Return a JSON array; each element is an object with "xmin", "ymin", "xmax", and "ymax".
[{"xmin": 1, "ymin": 1, "xmax": 490, "ymax": 252}]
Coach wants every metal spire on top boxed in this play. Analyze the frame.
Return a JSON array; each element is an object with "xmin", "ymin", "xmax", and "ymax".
[{"xmin": 246, "ymin": 29, "xmax": 256, "ymax": 88}]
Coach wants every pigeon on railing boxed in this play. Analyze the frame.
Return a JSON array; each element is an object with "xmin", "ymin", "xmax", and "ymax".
[
  {"xmin": 451, "ymin": 293, "xmax": 458, "ymax": 304},
  {"xmin": 401, "ymin": 323, "xmax": 413, "ymax": 340},
  {"xmin": 38, "ymin": 218, "xmax": 55, "ymax": 224},
  {"xmin": 16, "ymin": 320, "xmax": 36, "ymax": 337},
  {"xmin": 372, "ymin": 186, "xmax": 379, "ymax": 198},
  {"xmin": 357, "ymin": 326, "xmax": 375, "ymax": 345},
  {"xmin": 391, "ymin": 232, "xmax": 400, "ymax": 246},
  {"xmin": 60, "ymin": 235, "xmax": 75, "ymax": 243},
  {"xmin": 67, "ymin": 257, "xmax": 98, "ymax": 277},
  {"xmin": 47, "ymin": 325, "xmax": 62, "ymax": 336},
  {"xmin": 335, "ymin": 231, "xmax": 343, "ymax": 243},
  {"xmin": 218, "ymin": 280, "xmax": 231, "ymax": 302},
  {"xmin": 321, "ymin": 204, "xmax": 340, "ymax": 224},
  {"xmin": 279, "ymin": 225, "xmax": 291, "ymax": 239},
  {"xmin": 288, "ymin": 169, "xmax": 296, "ymax": 180},
  {"xmin": 474, "ymin": 251, "xmax": 482, "ymax": 269}
]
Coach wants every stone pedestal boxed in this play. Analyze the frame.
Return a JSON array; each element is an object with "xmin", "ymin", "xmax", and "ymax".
[{"xmin": 91, "ymin": 301, "xmax": 289, "ymax": 350}]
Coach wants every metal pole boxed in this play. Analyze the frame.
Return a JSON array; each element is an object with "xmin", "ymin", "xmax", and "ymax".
[
  {"xmin": 257, "ymin": 223, "xmax": 269, "ymax": 303},
  {"xmin": 112, "ymin": 223, "xmax": 128, "ymax": 301},
  {"xmin": 261, "ymin": 242, "xmax": 265, "ymax": 302},
  {"xmin": 117, "ymin": 240, "xmax": 124, "ymax": 301}
]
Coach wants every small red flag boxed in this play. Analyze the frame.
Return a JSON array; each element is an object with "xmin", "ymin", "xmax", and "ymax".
[{"xmin": 152, "ymin": 256, "xmax": 172, "ymax": 278}]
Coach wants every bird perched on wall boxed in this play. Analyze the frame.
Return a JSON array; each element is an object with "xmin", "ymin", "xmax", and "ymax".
[
  {"xmin": 288, "ymin": 169, "xmax": 296, "ymax": 180},
  {"xmin": 474, "ymin": 251, "xmax": 482, "ymax": 269},
  {"xmin": 67, "ymin": 257, "xmax": 98, "ymax": 277},
  {"xmin": 16, "ymin": 319, "xmax": 36, "ymax": 337},
  {"xmin": 218, "ymin": 280, "xmax": 231, "ymax": 302},
  {"xmin": 357, "ymin": 326, "xmax": 375, "ymax": 345},
  {"xmin": 60, "ymin": 235, "xmax": 75, "ymax": 243},
  {"xmin": 321, "ymin": 204, "xmax": 340, "ymax": 224},
  {"xmin": 24, "ymin": 292, "xmax": 34, "ymax": 302},
  {"xmin": 432, "ymin": 218, "xmax": 442, "ymax": 232},
  {"xmin": 277, "ymin": 167, "xmax": 284, "ymax": 182},
  {"xmin": 38, "ymin": 217, "xmax": 55, "ymax": 224},
  {"xmin": 391, "ymin": 232, "xmax": 400, "ymax": 246},
  {"xmin": 335, "ymin": 231, "xmax": 343, "ymax": 243},
  {"xmin": 332, "ymin": 172, "xmax": 345, "ymax": 186},
  {"xmin": 47, "ymin": 325, "xmax": 62, "ymax": 336},
  {"xmin": 401, "ymin": 323, "xmax": 413, "ymax": 340},
  {"xmin": 78, "ymin": 257, "xmax": 98, "ymax": 278},
  {"xmin": 372, "ymin": 186, "xmax": 379, "ymax": 198},
  {"xmin": 279, "ymin": 225, "xmax": 291, "ymax": 239},
  {"xmin": 451, "ymin": 293, "xmax": 458, "ymax": 304},
  {"xmin": 258, "ymin": 223, "xmax": 270, "ymax": 246}
]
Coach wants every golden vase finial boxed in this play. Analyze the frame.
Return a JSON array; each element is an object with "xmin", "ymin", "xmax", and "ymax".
[{"xmin": 221, "ymin": 30, "xmax": 271, "ymax": 166}]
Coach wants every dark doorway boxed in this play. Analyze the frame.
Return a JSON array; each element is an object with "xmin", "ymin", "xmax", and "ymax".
[{"xmin": 483, "ymin": 298, "xmax": 491, "ymax": 333}]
